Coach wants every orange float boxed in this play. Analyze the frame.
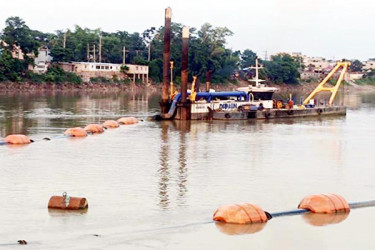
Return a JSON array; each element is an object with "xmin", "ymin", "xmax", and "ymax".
[
  {"xmin": 64, "ymin": 127, "xmax": 88, "ymax": 137},
  {"xmin": 48, "ymin": 193, "xmax": 88, "ymax": 210},
  {"xmin": 4, "ymin": 134, "xmax": 32, "ymax": 144},
  {"xmin": 213, "ymin": 203, "xmax": 269, "ymax": 224},
  {"xmin": 102, "ymin": 120, "xmax": 119, "ymax": 128},
  {"xmin": 117, "ymin": 117, "xmax": 139, "ymax": 125},
  {"xmin": 298, "ymin": 193, "xmax": 350, "ymax": 214},
  {"xmin": 84, "ymin": 124, "xmax": 104, "ymax": 134}
]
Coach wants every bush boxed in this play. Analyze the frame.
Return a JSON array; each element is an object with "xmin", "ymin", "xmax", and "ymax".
[{"xmin": 43, "ymin": 66, "xmax": 82, "ymax": 84}]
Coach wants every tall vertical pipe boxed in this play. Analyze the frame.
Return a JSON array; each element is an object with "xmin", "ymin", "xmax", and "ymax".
[
  {"xmin": 206, "ymin": 70, "xmax": 213, "ymax": 92},
  {"xmin": 161, "ymin": 7, "xmax": 172, "ymax": 114},
  {"xmin": 180, "ymin": 26, "xmax": 189, "ymax": 120},
  {"xmin": 99, "ymin": 35, "xmax": 102, "ymax": 63}
]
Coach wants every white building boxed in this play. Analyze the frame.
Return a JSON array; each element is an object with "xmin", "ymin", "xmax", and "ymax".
[
  {"xmin": 363, "ymin": 60, "xmax": 375, "ymax": 72},
  {"xmin": 33, "ymin": 46, "xmax": 53, "ymax": 74},
  {"xmin": 59, "ymin": 62, "xmax": 149, "ymax": 83}
]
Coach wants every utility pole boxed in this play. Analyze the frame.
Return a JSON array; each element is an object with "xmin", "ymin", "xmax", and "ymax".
[
  {"xmin": 123, "ymin": 46, "xmax": 126, "ymax": 64},
  {"xmin": 93, "ymin": 44, "xmax": 96, "ymax": 63},
  {"xmin": 264, "ymin": 50, "xmax": 268, "ymax": 61},
  {"xmin": 63, "ymin": 33, "xmax": 66, "ymax": 48},
  {"xmin": 87, "ymin": 43, "xmax": 90, "ymax": 62},
  {"xmin": 148, "ymin": 43, "xmax": 151, "ymax": 61},
  {"xmin": 99, "ymin": 35, "xmax": 102, "ymax": 63}
]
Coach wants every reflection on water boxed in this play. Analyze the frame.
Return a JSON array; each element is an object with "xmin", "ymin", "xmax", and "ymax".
[
  {"xmin": 302, "ymin": 212, "xmax": 349, "ymax": 227},
  {"xmin": 215, "ymin": 221, "xmax": 265, "ymax": 235},
  {"xmin": 158, "ymin": 121, "xmax": 189, "ymax": 209},
  {"xmin": 1, "ymin": 90, "xmax": 375, "ymax": 249},
  {"xmin": 0, "ymin": 90, "xmax": 160, "ymax": 136},
  {"xmin": 159, "ymin": 122, "xmax": 170, "ymax": 209}
]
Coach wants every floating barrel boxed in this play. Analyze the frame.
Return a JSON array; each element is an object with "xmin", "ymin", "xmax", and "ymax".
[
  {"xmin": 48, "ymin": 193, "xmax": 88, "ymax": 210},
  {"xmin": 102, "ymin": 120, "xmax": 119, "ymax": 128},
  {"xmin": 4, "ymin": 134, "xmax": 32, "ymax": 144},
  {"xmin": 117, "ymin": 117, "xmax": 139, "ymax": 125},
  {"xmin": 298, "ymin": 193, "xmax": 350, "ymax": 214},
  {"xmin": 64, "ymin": 127, "xmax": 88, "ymax": 137},
  {"xmin": 213, "ymin": 203, "xmax": 269, "ymax": 224},
  {"xmin": 84, "ymin": 124, "xmax": 104, "ymax": 134}
]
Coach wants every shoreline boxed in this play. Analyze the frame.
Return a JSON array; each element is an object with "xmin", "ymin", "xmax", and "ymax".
[{"xmin": 1, "ymin": 81, "xmax": 375, "ymax": 94}]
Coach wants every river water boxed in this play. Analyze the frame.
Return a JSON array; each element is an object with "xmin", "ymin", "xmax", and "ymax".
[{"xmin": 0, "ymin": 90, "xmax": 375, "ymax": 249}]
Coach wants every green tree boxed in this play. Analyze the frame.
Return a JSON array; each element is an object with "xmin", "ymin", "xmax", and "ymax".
[
  {"xmin": 2, "ymin": 16, "xmax": 40, "ymax": 55},
  {"xmin": 241, "ymin": 49, "xmax": 257, "ymax": 68},
  {"xmin": 263, "ymin": 53, "xmax": 300, "ymax": 84},
  {"xmin": 350, "ymin": 59, "xmax": 363, "ymax": 72}
]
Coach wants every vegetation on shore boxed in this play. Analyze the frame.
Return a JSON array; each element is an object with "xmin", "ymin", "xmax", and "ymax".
[
  {"xmin": 0, "ymin": 17, "xmax": 304, "ymax": 85},
  {"xmin": 1, "ymin": 16, "xmax": 374, "ymax": 87}
]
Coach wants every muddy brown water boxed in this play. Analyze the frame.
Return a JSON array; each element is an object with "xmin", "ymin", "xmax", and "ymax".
[{"xmin": 1, "ymin": 90, "xmax": 375, "ymax": 249}]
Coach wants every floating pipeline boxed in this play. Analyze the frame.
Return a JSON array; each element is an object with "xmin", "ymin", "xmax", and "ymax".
[
  {"xmin": 213, "ymin": 193, "xmax": 375, "ymax": 231},
  {"xmin": 1, "ymin": 117, "xmax": 142, "ymax": 145}
]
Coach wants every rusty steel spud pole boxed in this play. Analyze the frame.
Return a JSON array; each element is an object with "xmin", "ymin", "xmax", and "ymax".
[
  {"xmin": 161, "ymin": 7, "xmax": 172, "ymax": 114},
  {"xmin": 180, "ymin": 26, "xmax": 189, "ymax": 120}
]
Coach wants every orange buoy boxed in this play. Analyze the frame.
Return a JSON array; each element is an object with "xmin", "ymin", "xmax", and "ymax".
[
  {"xmin": 64, "ymin": 127, "xmax": 88, "ymax": 137},
  {"xmin": 117, "ymin": 117, "xmax": 139, "ymax": 125},
  {"xmin": 102, "ymin": 120, "xmax": 119, "ymax": 128},
  {"xmin": 213, "ymin": 203, "xmax": 269, "ymax": 224},
  {"xmin": 298, "ymin": 193, "xmax": 350, "ymax": 214},
  {"xmin": 48, "ymin": 192, "xmax": 88, "ymax": 210},
  {"xmin": 84, "ymin": 124, "xmax": 104, "ymax": 134},
  {"xmin": 4, "ymin": 134, "xmax": 32, "ymax": 144}
]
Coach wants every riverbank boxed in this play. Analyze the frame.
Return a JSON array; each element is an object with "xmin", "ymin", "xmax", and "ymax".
[{"xmin": 1, "ymin": 81, "xmax": 375, "ymax": 94}]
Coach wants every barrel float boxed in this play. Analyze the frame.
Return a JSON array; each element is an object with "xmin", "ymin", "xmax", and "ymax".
[
  {"xmin": 298, "ymin": 193, "xmax": 350, "ymax": 214},
  {"xmin": 213, "ymin": 203, "xmax": 269, "ymax": 224},
  {"xmin": 4, "ymin": 134, "xmax": 32, "ymax": 144},
  {"xmin": 64, "ymin": 127, "xmax": 88, "ymax": 137},
  {"xmin": 84, "ymin": 124, "xmax": 104, "ymax": 134},
  {"xmin": 117, "ymin": 117, "xmax": 139, "ymax": 125},
  {"xmin": 102, "ymin": 120, "xmax": 119, "ymax": 128},
  {"xmin": 48, "ymin": 193, "xmax": 88, "ymax": 210}
]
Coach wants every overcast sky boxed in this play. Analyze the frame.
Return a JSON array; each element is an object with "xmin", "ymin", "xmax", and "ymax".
[{"xmin": 1, "ymin": 0, "xmax": 373, "ymax": 60}]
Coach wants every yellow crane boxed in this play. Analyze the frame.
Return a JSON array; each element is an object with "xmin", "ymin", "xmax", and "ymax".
[
  {"xmin": 303, "ymin": 61, "xmax": 350, "ymax": 105},
  {"xmin": 189, "ymin": 76, "xmax": 198, "ymax": 102}
]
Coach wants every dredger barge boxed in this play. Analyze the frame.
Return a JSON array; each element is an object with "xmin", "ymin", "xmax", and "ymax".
[
  {"xmin": 156, "ymin": 58, "xmax": 348, "ymax": 121},
  {"xmin": 155, "ymin": 8, "xmax": 348, "ymax": 121}
]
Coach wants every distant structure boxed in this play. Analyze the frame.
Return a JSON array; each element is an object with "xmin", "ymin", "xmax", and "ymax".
[
  {"xmin": 363, "ymin": 59, "xmax": 375, "ymax": 72},
  {"xmin": 33, "ymin": 46, "xmax": 52, "ymax": 74},
  {"xmin": 290, "ymin": 52, "xmax": 369, "ymax": 81},
  {"xmin": 58, "ymin": 62, "xmax": 149, "ymax": 83}
]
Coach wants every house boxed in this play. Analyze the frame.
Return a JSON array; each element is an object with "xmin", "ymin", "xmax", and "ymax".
[
  {"xmin": 363, "ymin": 59, "xmax": 375, "ymax": 72},
  {"xmin": 33, "ymin": 46, "xmax": 52, "ymax": 74},
  {"xmin": 58, "ymin": 62, "xmax": 149, "ymax": 83}
]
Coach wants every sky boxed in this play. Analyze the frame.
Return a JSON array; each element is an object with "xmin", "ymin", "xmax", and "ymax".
[{"xmin": 0, "ymin": 0, "xmax": 374, "ymax": 61}]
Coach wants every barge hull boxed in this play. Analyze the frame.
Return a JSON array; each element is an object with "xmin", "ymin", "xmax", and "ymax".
[{"xmin": 190, "ymin": 106, "xmax": 346, "ymax": 120}]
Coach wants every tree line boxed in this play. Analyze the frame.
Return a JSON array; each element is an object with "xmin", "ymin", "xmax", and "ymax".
[{"xmin": 0, "ymin": 16, "xmax": 302, "ymax": 84}]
